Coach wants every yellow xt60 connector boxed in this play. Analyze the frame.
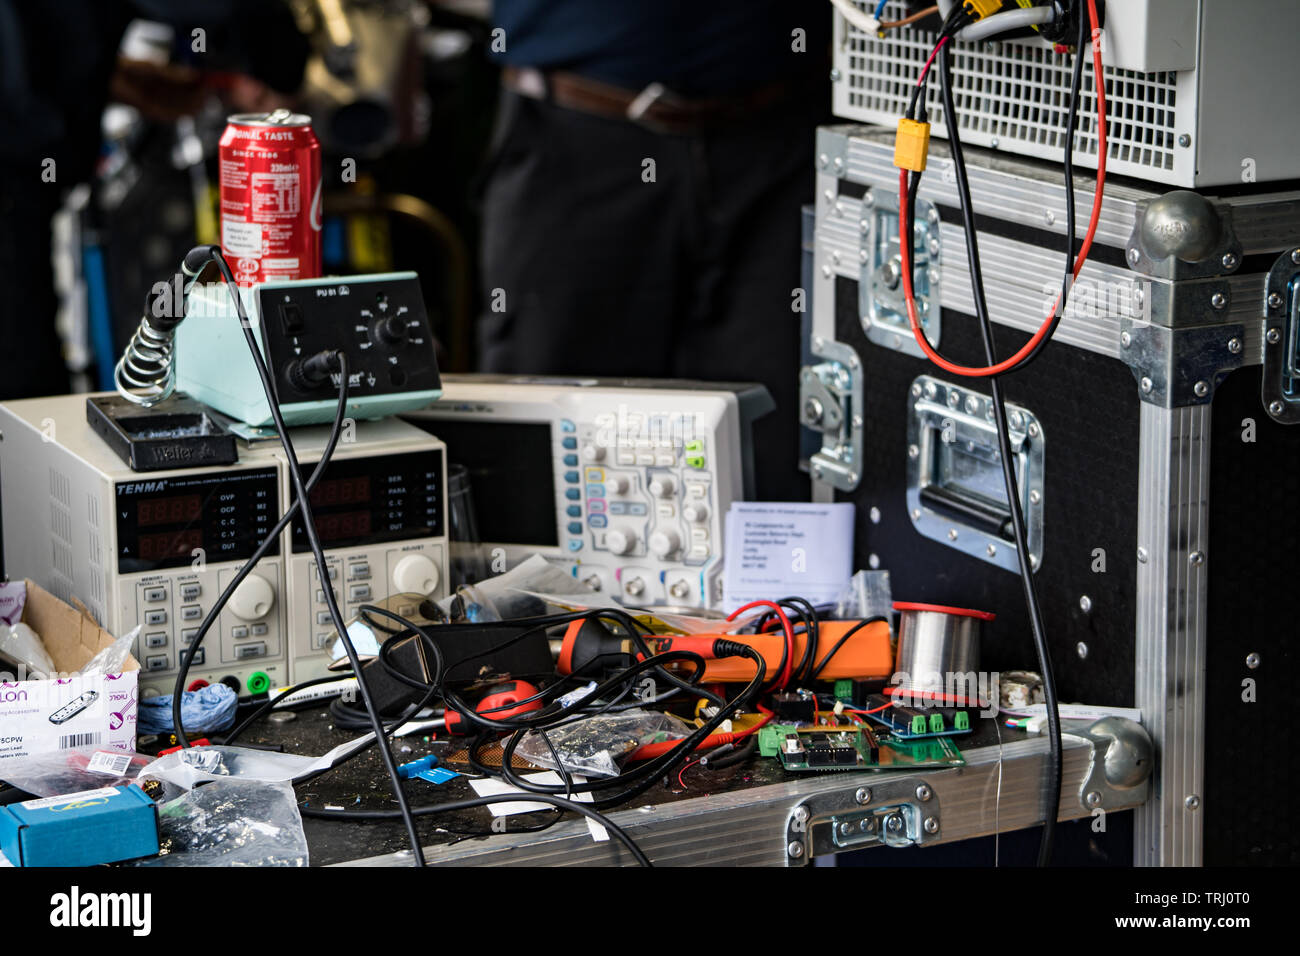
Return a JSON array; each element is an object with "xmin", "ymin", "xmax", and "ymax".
[
  {"xmin": 894, "ymin": 118, "xmax": 931, "ymax": 172},
  {"xmin": 963, "ymin": 0, "xmax": 1003, "ymax": 20}
]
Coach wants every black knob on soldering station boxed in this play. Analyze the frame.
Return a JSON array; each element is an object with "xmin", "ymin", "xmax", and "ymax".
[{"xmin": 373, "ymin": 313, "xmax": 409, "ymax": 347}]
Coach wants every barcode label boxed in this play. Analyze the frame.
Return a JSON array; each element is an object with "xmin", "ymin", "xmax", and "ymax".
[
  {"xmin": 59, "ymin": 733, "xmax": 102, "ymax": 749},
  {"xmin": 86, "ymin": 751, "xmax": 131, "ymax": 776}
]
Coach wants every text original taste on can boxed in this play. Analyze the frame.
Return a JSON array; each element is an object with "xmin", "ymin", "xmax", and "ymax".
[{"xmin": 219, "ymin": 109, "xmax": 322, "ymax": 286}]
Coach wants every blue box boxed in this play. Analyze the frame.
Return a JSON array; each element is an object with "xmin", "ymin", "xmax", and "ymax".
[{"xmin": 0, "ymin": 785, "xmax": 159, "ymax": 867}]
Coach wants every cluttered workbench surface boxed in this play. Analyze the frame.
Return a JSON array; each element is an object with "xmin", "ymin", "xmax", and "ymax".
[{"xmin": 233, "ymin": 704, "xmax": 1056, "ymax": 867}]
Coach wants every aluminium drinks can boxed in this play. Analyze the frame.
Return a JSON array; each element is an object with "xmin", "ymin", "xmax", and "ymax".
[{"xmin": 219, "ymin": 109, "xmax": 322, "ymax": 286}]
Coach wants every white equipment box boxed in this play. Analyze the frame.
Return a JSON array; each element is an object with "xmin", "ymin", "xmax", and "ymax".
[{"xmin": 831, "ymin": 0, "xmax": 1300, "ymax": 187}]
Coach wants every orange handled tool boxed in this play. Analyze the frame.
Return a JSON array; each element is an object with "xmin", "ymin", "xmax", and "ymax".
[{"xmin": 655, "ymin": 620, "xmax": 892, "ymax": 682}]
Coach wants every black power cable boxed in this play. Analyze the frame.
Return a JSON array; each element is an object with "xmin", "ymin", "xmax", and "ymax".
[
  {"xmin": 926, "ymin": 9, "xmax": 1091, "ymax": 864},
  {"xmin": 170, "ymin": 350, "xmax": 350, "ymax": 743},
  {"xmin": 196, "ymin": 247, "xmax": 427, "ymax": 866}
]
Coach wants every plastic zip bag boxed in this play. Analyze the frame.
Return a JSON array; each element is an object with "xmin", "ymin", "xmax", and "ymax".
[
  {"xmin": 134, "ymin": 779, "xmax": 308, "ymax": 867},
  {"xmin": 0, "ymin": 745, "xmax": 152, "ymax": 796},
  {"xmin": 516, "ymin": 709, "xmax": 690, "ymax": 778}
]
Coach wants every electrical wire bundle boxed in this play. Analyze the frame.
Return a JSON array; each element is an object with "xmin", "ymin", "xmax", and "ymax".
[{"xmin": 891, "ymin": 0, "xmax": 1109, "ymax": 866}]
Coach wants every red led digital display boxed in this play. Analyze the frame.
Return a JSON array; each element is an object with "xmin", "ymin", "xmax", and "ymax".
[
  {"xmin": 137, "ymin": 529, "xmax": 203, "ymax": 562},
  {"xmin": 137, "ymin": 494, "xmax": 202, "ymax": 526},
  {"xmin": 313, "ymin": 510, "xmax": 372, "ymax": 542},
  {"xmin": 308, "ymin": 476, "xmax": 371, "ymax": 507}
]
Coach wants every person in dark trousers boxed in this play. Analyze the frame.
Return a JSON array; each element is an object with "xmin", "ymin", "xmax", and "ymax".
[
  {"xmin": 478, "ymin": 1, "xmax": 830, "ymax": 501},
  {"xmin": 0, "ymin": 0, "xmax": 306, "ymax": 401}
]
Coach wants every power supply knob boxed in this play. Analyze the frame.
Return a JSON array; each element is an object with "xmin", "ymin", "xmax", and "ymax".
[
  {"xmin": 649, "ymin": 475, "xmax": 676, "ymax": 498},
  {"xmin": 605, "ymin": 528, "xmax": 637, "ymax": 556},
  {"xmin": 683, "ymin": 502, "xmax": 709, "ymax": 523},
  {"xmin": 229, "ymin": 574, "xmax": 275, "ymax": 621},
  {"xmin": 649, "ymin": 529, "xmax": 680, "ymax": 559},
  {"xmin": 582, "ymin": 443, "xmax": 606, "ymax": 463},
  {"xmin": 605, "ymin": 474, "xmax": 630, "ymax": 495},
  {"xmin": 392, "ymin": 553, "xmax": 440, "ymax": 595}
]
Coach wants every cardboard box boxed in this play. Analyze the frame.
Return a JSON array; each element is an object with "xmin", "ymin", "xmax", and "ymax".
[
  {"xmin": 0, "ymin": 581, "xmax": 138, "ymax": 765},
  {"xmin": 0, "ymin": 784, "xmax": 159, "ymax": 866}
]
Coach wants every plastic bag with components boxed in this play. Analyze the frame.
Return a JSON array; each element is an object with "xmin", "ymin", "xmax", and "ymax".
[
  {"xmin": 135, "ymin": 778, "xmax": 308, "ymax": 867},
  {"xmin": 78, "ymin": 626, "xmax": 139, "ymax": 678},
  {"xmin": 516, "ymin": 709, "xmax": 690, "ymax": 778},
  {"xmin": 0, "ymin": 745, "xmax": 151, "ymax": 796}
]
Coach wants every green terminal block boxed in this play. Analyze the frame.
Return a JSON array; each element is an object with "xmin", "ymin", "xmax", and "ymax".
[
  {"xmin": 758, "ymin": 723, "xmax": 799, "ymax": 758},
  {"xmin": 911, "ymin": 715, "xmax": 928, "ymax": 735},
  {"xmin": 246, "ymin": 671, "xmax": 271, "ymax": 695},
  {"xmin": 929, "ymin": 713, "xmax": 945, "ymax": 734},
  {"xmin": 954, "ymin": 711, "xmax": 970, "ymax": 731},
  {"xmin": 833, "ymin": 679, "xmax": 854, "ymax": 702}
]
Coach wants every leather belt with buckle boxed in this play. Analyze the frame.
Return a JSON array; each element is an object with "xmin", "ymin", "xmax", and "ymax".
[{"xmin": 502, "ymin": 66, "xmax": 796, "ymax": 135}]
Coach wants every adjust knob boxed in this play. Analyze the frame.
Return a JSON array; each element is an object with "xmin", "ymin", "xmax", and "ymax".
[
  {"xmin": 605, "ymin": 527, "xmax": 637, "ymax": 556},
  {"xmin": 373, "ymin": 313, "xmax": 409, "ymax": 347},
  {"xmin": 649, "ymin": 529, "xmax": 680, "ymax": 559},
  {"xmin": 582, "ymin": 443, "xmax": 606, "ymax": 463},
  {"xmin": 229, "ymin": 574, "xmax": 275, "ymax": 620},
  {"xmin": 392, "ymin": 553, "xmax": 440, "ymax": 595},
  {"xmin": 683, "ymin": 502, "xmax": 709, "ymax": 523},
  {"xmin": 649, "ymin": 475, "xmax": 676, "ymax": 498},
  {"xmin": 605, "ymin": 474, "xmax": 630, "ymax": 495}
]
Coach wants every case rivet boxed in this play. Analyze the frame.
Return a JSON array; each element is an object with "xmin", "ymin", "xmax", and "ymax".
[
  {"xmin": 1027, "ymin": 422, "xmax": 1040, "ymax": 438},
  {"xmin": 855, "ymin": 787, "xmax": 871, "ymax": 805},
  {"xmin": 1227, "ymin": 337, "xmax": 1242, "ymax": 354},
  {"xmin": 1045, "ymin": 210, "xmax": 1055, "ymax": 226},
  {"xmin": 1291, "ymin": 248, "xmax": 1300, "ymax": 265},
  {"xmin": 1210, "ymin": 292, "xmax": 1226, "ymax": 310},
  {"xmin": 1077, "ymin": 642, "xmax": 1089, "ymax": 659},
  {"xmin": 1193, "ymin": 380, "xmax": 1209, "ymax": 397},
  {"xmin": 947, "ymin": 528, "xmax": 958, "ymax": 540},
  {"xmin": 1085, "ymin": 790, "xmax": 1103, "ymax": 808},
  {"xmin": 1188, "ymin": 550, "xmax": 1205, "ymax": 566},
  {"xmin": 1120, "ymin": 331, "xmax": 1131, "ymax": 348},
  {"xmin": 1221, "ymin": 252, "xmax": 1238, "ymax": 270},
  {"xmin": 867, "ymin": 553, "xmax": 879, "ymax": 569},
  {"xmin": 923, "ymin": 817, "xmax": 939, "ymax": 834},
  {"xmin": 1268, "ymin": 400, "xmax": 1284, "ymax": 415},
  {"xmin": 1079, "ymin": 595, "xmax": 1092, "ymax": 612},
  {"xmin": 869, "ymin": 506, "xmax": 881, "ymax": 524},
  {"xmin": 1128, "ymin": 248, "xmax": 1141, "ymax": 264},
  {"xmin": 1178, "ymin": 134, "xmax": 1191, "ymax": 147},
  {"xmin": 911, "ymin": 383, "xmax": 922, "ymax": 397},
  {"xmin": 829, "ymin": 69, "xmax": 842, "ymax": 82},
  {"xmin": 915, "ymin": 784, "xmax": 932, "ymax": 801},
  {"xmin": 1267, "ymin": 292, "xmax": 1284, "ymax": 310},
  {"xmin": 911, "ymin": 509, "xmax": 921, "ymax": 521},
  {"xmin": 908, "ymin": 444, "xmax": 919, "ymax": 459},
  {"xmin": 986, "ymin": 544, "xmax": 997, "ymax": 557},
  {"xmin": 787, "ymin": 841, "xmax": 805, "ymax": 857},
  {"xmin": 1029, "ymin": 489, "xmax": 1041, "ymax": 504},
  {"xmin": 818, "ymin": 153, "xmax": 829, "ymax": 168},
  {"xmin": 1184, "ymin": 795, "xmax": 1200, "ymax": 811},
  {"xmin": 1140, "ymin": 377, "xmax": 1153, "ymax": 394},
  {"xmin": 1266, "ymin": 328, "xmax": 1281, "ymax": 344},
  {"xmin": 1137, "ymin": 547, "xmax": 1148, "ymax": 563},
  {"xmin": 860, "ymin": 219, "xmax": 870, "ymax": 234},
  {"xmin": 1245, "ymin": 652, "xmax": 1260, "ymax": 669}
]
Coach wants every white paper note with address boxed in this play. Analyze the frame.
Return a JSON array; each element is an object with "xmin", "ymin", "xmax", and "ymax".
[{"xmin": 723, "ymin": 502, "xmax": 855, "ymax": 612}]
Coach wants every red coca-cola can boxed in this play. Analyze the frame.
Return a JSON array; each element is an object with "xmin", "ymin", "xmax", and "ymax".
[{"xmin": 219, "ymin": 109, "xmax": 322, "ymax": 286}]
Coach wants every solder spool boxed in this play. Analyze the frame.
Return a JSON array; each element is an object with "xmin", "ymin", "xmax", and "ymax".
[{"xmin": 890, "ymin": 602, "xmax": 994, "ymax": 703}]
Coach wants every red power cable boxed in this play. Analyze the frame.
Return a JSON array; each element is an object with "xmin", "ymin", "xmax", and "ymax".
[
  {"xmin": 899, "ymin": 0, "xmax": 1108, "ymax": 377},
  {"xmin": 727, "ymin": 600, "xmax": 796, "ymax": 689}
]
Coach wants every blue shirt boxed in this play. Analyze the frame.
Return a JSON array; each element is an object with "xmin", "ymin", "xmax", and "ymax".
[{"xmin": 492, "ymin": 0, "xmax": 829, "ymax": 96}]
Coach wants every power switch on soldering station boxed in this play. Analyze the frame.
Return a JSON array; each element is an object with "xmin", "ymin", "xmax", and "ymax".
[
  {"xmin": 894, "ymin": 119, "xmax": 932, "ymax": 172},
  {"xmin": 279, "ymin": 301, "xmax": 305, "ymax": 334}
]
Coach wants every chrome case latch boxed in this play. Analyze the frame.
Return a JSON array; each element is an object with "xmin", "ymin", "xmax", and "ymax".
[
  {"xmin": 800, "ymin": 337, "xmax": 865, "ymax": 492},
  {"xmin": 785, "ymin": 778, "xmax": 943, "ymax": 865},
  {"xmin": 859, "ymin": 191, "xmax": 942, "ymax": 358}
]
